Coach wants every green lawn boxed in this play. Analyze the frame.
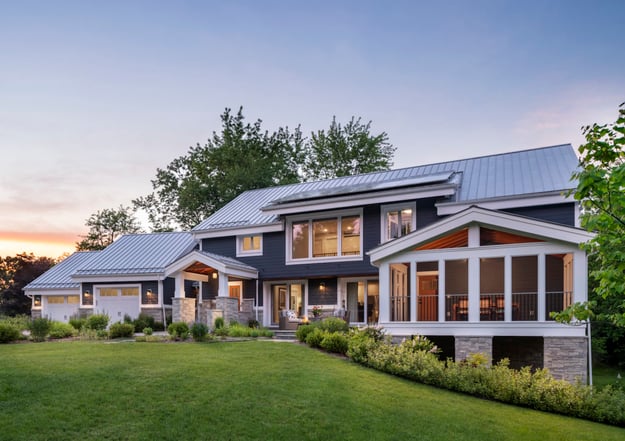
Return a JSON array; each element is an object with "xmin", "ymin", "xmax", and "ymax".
[{"xmin": 0, "ymin": 341, "xmax": 623, "ymax": 441}]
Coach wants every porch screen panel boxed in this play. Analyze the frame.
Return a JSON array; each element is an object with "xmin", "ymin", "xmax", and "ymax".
[
  {"xmin": 545, "ymin": 254, "xmax": 573, "ymax": 320},
  {"xmin": 445, "ymin": 259, "xmax": 468, "ymax": 321},
  {"xmin": 512, "ymin": 256, "xmax": 537, "ymax": 321},
  {"xmin": 480, "ymin": 258, "xmax": 504, "ymax": 321},
  {"xmin": 416, "ymin": 261, "xmax": 438, "ymax": 321}
]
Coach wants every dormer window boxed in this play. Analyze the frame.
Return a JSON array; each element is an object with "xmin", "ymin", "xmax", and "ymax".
[
  {"xmin": 237, "ymin": 234, "xmax": 263, "ymax": 256},
  {"xmin": 381, "ymin": 203, "xmax": 416, "ymax": 242}
]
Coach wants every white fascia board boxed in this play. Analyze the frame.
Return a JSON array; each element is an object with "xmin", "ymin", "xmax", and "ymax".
[
  {"xmin": 261, "ymin": 185, "xmax": 457, "ymax": 216},
  {"xmin": 369, "ymin": 206, "xmax": 594, "ymax": 264},
  {"xmin": 193, "ymin": 222, "xmax": 283, "ymax": 240},
  {"xmin": 23, "ymin": 288, "xmax": 80, "ymax": 295},
  {"xmin": 72, "ymin": 273, "xmax": 165, "ymax": 283},
  {"xmin": 379, "ymin": 322, "xmax": 587, "ymax": 337},
  {"xmin": 164, "ymin": 251, "xmax": 258, "ymax": 279},
  {"xmin": 436, "ymin": 191, "xmax": 573, "ymax": 215}
]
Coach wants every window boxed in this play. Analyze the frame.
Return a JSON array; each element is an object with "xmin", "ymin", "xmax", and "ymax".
[
  {"xmin": 47, "ymin": 296, "xmax": 65, "ymax": 304},
  {"xmin": 121, "ymin": 287, "xmax": 139, "ymax": 296},
  {"xmin": 67, "ymin": 296, "xmax": 80, "ymax": 304},
  {"xmin": 287, "ymin": 210, "xmax": 362, "ymax": 263},
  {"xmin": 381, "ymin": 203, "xmax": 416, "ymax": 242},
  {"xmin": 237, "ymin": 234, "xmax": 263, "ymax": 256}
]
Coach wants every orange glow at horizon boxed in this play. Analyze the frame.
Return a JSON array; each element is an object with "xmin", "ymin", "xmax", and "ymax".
[{"xmin": 0, "ymin": 231, "xmax": 80, "ymax": 258}]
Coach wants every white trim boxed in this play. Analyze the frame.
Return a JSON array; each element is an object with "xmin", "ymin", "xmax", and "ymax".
[
  {"xmin": 236, "ymin": 234, "xmax": 263, "ymax": 257},
  {"xmin": 436, "ymin": 192, "xmax": 573, "ymax": 215},
  {"xmin": 378, "ymin": 321, "xmax": 587, "ymax": 337},
  {"xmin": 164, "ymin": 250, "xmax": 258, "ymax": 280},
  {"xmin": 380, "ymin": 202, "xmax": 417, "ymax": 243},
  {"xmin": 285, "ymin": 208, "xmax": 364, "ymax": 265},
  {"xmin": 192, "ymin": 222, "xmax": 283, "ymax": 239},
  {"xmin": 262, "ymin": 185, "xmax": 456, "ymax": 216}
]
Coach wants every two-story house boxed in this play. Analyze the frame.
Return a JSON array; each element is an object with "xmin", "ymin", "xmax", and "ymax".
[{"xmin": 25, "ymin": 144, "xmax": 592, "ymax": 382}]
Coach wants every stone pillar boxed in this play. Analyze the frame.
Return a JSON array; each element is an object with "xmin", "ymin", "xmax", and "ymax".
[
  {"xmin": 215, "ymin": 296, "xmax": 239, "ymax": 324},
  {"xmin": 544, "ymin": 337, "xmax": 587, "ymax": 383},
  {"xmin": 455, "ymin": 336, "xmax": 493, "ymax": 363},
  {"xmin": 172, "ymin": 298, "xmax": 196, "ymax": 324}
]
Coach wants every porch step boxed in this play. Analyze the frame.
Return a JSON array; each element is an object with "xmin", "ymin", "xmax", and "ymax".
[{"xmin": 272, "ymin": 329, "xmax": 297, "ymax": 340}]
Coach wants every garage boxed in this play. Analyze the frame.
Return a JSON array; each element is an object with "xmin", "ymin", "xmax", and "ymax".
[
  {"xmin": 44, "ymin": 295, "xmax": 80, "ymax": 322},
  {"xmin": 95, "ymin": 286, "xmax": 141, "ymax": 323}
]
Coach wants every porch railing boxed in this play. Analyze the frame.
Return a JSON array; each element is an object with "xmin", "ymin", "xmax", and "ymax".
[
  {"xmin": 479, "ymin": 293, "xmax": 504, "ymax": 321},
  {"xmin": 417, "ymin": 294, "xmax": 438, "ymax": 321},
  {"xmin": 512, "ymin": 292, "xmax": 537, "ymax": 321},
  {"xmin": 390, "ymin": 295, "xmax": 410, "ymax": 321},
  {"xmin": 546, "ymin": 291, "xmax": 572, "ymax": 321},
  {"xmin": 445, "ymin": 294, "xmax": 468, "ymax": 321}
]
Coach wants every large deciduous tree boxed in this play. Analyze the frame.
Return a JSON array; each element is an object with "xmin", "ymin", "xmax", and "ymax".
[
  {"xmin": 0, "ymin": 253, "xmax": 56, "ymax": 316},
  {"xmin": 134, "ymin": 107, "xmax": 305, "ymax": 231},
  {"xmin": 76, "ymin": 205, "xmax": 142, "ymax": 251},
  {"xmin": 571, "ymin": 102, "xmax": 625, "ymax": 326},
  {"xmin": 302, "ymin": 116, "xmax": 395, "ymax": 181}
]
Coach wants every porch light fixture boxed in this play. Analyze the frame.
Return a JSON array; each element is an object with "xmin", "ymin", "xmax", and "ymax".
[
  {"xmin": 319, "ymin": 282, "xmax": 326, "ymax": 292},
  {"xmin": 146, "ymin": 289, "xmax": 154, "ymax": 297},
  {"xmin": 83, "ymin": 290, "xmax": 91, "ymax": 297},
  {"xmin": 212, "ymin": 272, "xmax": 218, "ymax": 279}
]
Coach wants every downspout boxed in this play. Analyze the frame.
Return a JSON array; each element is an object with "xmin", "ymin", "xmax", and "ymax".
[
  {"xmin": 255, "ymin": 279, "xmax": 259, "ymax": 322},
  {"xmin": 587, "ymin": 319, "xmax": 593, "ymax": 386},
  {"xmin": 160, "ymin": 279, "xmax": 167, "ymax": 329}
]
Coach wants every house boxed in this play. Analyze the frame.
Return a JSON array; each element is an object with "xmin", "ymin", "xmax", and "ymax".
[{"xmin": 25, "ymin": 144, "xmax": 592, "ymax": 382}]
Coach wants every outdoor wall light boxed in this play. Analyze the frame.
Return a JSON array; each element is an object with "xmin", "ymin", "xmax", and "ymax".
[
  {"xmin": 319, "ymin": 282, "xmax": 326, "ymax": 292},
  {"xmin": 212, "ymin": 272, "xmax": 218, "ymax": 279},
  {"xmin": 83, "ymin": 290, "xmax": 91, "ymax": 297}
]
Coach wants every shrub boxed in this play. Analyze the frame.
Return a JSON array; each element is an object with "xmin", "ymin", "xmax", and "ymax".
[
  {"xmin": 133, "ymin": 313, "xmax": 156, "ymax": 333},
  {"xmin": 69, "ymin": 317, "xmax": 86, "ymax": 330},
  {"xmin": 295, "ymin": 324, "xmax": 316, "ymax": 342},
  {"xmin": 1, "ymin": 314, "xmax": 30, "ymax": 331},
  {"xmin": 86, "ymin": 314, "xmax": 109, "ymax": 331},
  {"xmin": 143, "ymin": 327, "xmax": 153, "ymax": 335},
  {"xmin": 214, "ymin": 317, "xmax": 225, "ymax": 330},
  {"xmin": 305, "ymin": 328, "xmax": 325, "ymax": 348},
  {"xmin": 0, "ymin": 322, "xmax": 21, "ymax": 343},
  {"xmin": 109, "ymin": 323, "xmax": 135, "ymax": 338},
  {"xmin": 248, "ymin": 319, "xmax": 259, "ymax": 328},
  {"xmin": 227, "ymin": 323, "xmax": 250, "ymax": 337},
  {"xmin": 48, "ymin": 321, "xmax": 77, "ymax": 339},
  {"xmin": 167, "ymin": 322, "xmax": 189, "ymax": 340},
  {"xmin": 153, "ymin": 321, "xmax": 165, "ymax": 332},
  {"xmin": 190, "ymin": 322, "xmax": 209, "ymax": 341},
  {"xmin": 29, "ymin": 317, "xmax": 52, "ymax": 342},
  {"xmin": 320, "ymin": 331, "xmax": 348, "ymax": 354},
  {"xmin": 318, "ymin": 317, "xmax": 349, "ymax": 333}
]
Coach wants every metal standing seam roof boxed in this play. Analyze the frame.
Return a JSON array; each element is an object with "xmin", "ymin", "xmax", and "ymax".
[
  {"xmin": 73, "ymin": 232, "xmax": 198, "ymax": 276},
  {"xmin": 193, "ymin": 144, "xmax": 578, "ymax": 232},
  {"xmin": 24, "ymin": 251, "xmax": 100, "ymax": 290}
]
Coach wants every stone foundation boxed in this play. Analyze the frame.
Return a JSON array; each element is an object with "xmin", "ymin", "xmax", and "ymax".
[
  {"xmin": 172, "ymin": 298, "xmax": 196, "ymax": 324},
  {"xmin": 215, "ymin": 297, "xmax": 239, "ymax": 324},
  {"xmin": 139, "ymin": 308, "xmax": 163, "ymax": 324},
  {"xmin": 31, "ymin": 309, "xmax": 42, "ymax": 320},
  {"xmin": 544, "ymin": 337, "xmax": 588, "ymax": 383},
  {"xmin": 455, "ymin": 336, "xmax": 493, "ymax": 364}
]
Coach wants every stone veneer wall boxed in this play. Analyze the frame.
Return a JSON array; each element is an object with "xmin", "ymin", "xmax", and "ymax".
[
  {"xmin": 215, "ymin": 297, "xmax": 239, "ymax": 324},
  {"xmin": 544, "ymin": 337, "xmax": 588, "ymax": 383},
  {"xmin": 31, "ymin": 309, "xmax": 42, "ymax": 320},
  {"xmin": 172, "ymin": 298, "xmax": 195, "ymax": 324},
  {"xmin": 455, "ymin": 336, "xmax": 493, "ymax": 364},
  {"xmin": 139, "ymin": 308, "xmax": 163, "ymax": 323}
]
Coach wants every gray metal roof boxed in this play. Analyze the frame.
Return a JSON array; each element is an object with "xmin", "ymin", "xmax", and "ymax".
[
  {"xmin": 193, "ymin": 144, "xmax": 578, "ymax": 232},
  {"xmin": 24, "ymin": 251, "xmax": 100, "ymax": 290},
  {"xmin": 73, "ymin": 232, "xmax": 197, "ymax": 276}
]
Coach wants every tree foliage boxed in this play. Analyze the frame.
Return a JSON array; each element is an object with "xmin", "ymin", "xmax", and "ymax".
[
  {"xmin": 570, "ymin": 102, "xmax": 625, "ymax": 325},
  {"xmin": 0, "ymin": 253, "xmax": 56, "ymax": 316},
  {"xmin": 135, "ymin": 108, "xmax": 395, "ymax": 231},
  {"xmin": 302, "ymin": 116, "xmax": 395, "ymax": 181},
  {"xmin": 76, "ymin": 205, "xmax": 142, "ymax": 251}
]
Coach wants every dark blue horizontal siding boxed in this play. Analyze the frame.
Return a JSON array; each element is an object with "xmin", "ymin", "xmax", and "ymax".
[{"xmin": 503, "ymin": 203, "xmax": 575, "ymax": 227}]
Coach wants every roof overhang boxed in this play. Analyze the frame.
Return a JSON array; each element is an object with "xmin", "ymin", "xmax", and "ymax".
[
  {"xmin": 165, "ymin": 250, "xmax": 258, "ymax": 279},
  {"xmin": 369, "ymin": 205, "xmax": 594, "ymax": 265},
  {"xmin": 436, "ymin": 190, "xmax": 574, "ymax": 215},
  {"xmin": 23, "ymin": 287, "xmax": 80, "ymax": 295},
  {"xmin": 260, "ymin": 184, "xmax": 458, "ymax": 216},
  {"xmin": 192, "ymin": 221, "xmax": 284, "ymax": 239}
]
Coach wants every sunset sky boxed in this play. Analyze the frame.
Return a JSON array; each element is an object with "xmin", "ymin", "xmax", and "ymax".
[{"xmin": 1, "ymin": 0, "xmax": 624, "ymax": 258}]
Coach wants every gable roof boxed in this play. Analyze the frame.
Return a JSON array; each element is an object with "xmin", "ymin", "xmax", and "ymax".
[
  {"xmin": 72, "ymin": 232, "xmax": 197, "ymax": 278},
  {"xmin": 24, "ymin": 251, "xmax": 100, "ymax": 291},
  {"xmin": 193, "ymin": 144, "xmax": 578, "ymax": 235},
  {"xmin": 368, "ymin": 205, "xmax": 594, "ymax": 265}
]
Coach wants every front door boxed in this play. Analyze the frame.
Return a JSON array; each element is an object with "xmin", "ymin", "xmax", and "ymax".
[{"xmin": 270, "ymin": 283, "xmax": 305, "ymax": 325}]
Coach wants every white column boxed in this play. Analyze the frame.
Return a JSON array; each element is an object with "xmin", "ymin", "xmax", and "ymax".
[
  {"xmin": 468, "ymin": 257, "xmax": 480, "ymax": 322},
  {"xmin": 573, "ymin": 250, "xmax": 587, "ymax": 303},
  {"xmin": 410, "ymin": 261, "xmax": 417, "ymax": 322},
  {"xmin": 175, "ymin": 273, "xmax": 186, "ymax": 298},
  {"xmin": 378, "ymin": 263, "xmax": 390, "ymax": 323},
  {"xmin": 504, "ymin": 255, "xmax": 512, "ymax": 322},
  {"xmin": 537, "ymin": 254, "xmax": 546, "ymax": 321},
  {"xmin": 438, "ymin": 259, "xmax": 446, "ymax": 322},
  {"xmin": 158, "ymin": 280, "xmax": 164, "ymax": 304},
  {"xmin": 217, "ymin": 271, "xmax": 229, "ymax": 297}
]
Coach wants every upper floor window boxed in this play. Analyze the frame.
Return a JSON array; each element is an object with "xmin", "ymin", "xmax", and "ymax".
[
  {"xmin": 236, "ymin": 234, "xmax": 263, "ymax": 256},
  {"xmin": 288, "ymin": 210, "xmax": 362, "ymax": 263},
  {"xmin": 381, "ymin": 203, "xmax": 416, "ymax": 242}
]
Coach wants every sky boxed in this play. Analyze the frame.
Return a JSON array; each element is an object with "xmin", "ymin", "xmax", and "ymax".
[{"xmin": 1, "ymin": 0, "xmax": 624, "ymax": 258}]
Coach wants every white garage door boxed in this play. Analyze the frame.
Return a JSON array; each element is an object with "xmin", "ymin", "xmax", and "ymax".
[
  {"xmin": 96, "ymin": 287, "xmax": 141, "ymax": 323},
  {"xmin": 45, "ymin": 295, "xmax": 80, "ymax": 322}
]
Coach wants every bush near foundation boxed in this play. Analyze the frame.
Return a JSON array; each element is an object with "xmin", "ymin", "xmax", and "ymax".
[
  {"xmin": 0, "ymin": 322, "xmax": 21, "ymax": 343},
  {"xmin": 109, "ymin": 323, "xmax": 135, "ymax": 338},
  {"xmin": 85, "ymin": 314, "xmax": 109, "ymax": 331},
  {"xmin": 48, "ymin": 321, "xmax": 77, "ymax": 339},
  {"xmin": 167, "ymin": 322, "xmax": 190, "ymax": 340},
  {"xmin": 29, "ymin": 318, "xmax": 52, "ymax": 342},
  {"xmin": 344, "ymin": 328, "xmax": 625, "ymax": 427}
]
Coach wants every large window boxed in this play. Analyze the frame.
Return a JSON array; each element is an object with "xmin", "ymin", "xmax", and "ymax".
[
  {"xmin": 381, "ymin": 203, "xmax": 416, "ymax": 242},
  {"xmin": 288, "ymin": 211, "xmax": 362, "ymax": 262},
  {"xmin": 236, "ymin": 234, "xmax": 263, "ymax": 256}
]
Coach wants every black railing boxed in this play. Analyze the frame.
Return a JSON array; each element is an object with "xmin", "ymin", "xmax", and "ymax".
[
  {"xmin": 445, "ymin": 294, "xmax": 468, "ymax": 321},
  {"xmin": 417, "ymin": 294, "xmax": 438, "ymax": 321},
  {"xmin": 390, "ymin": 295, "xmax": 410, "ymax": 321},
  {"xmin": 480, "ymin": 293, "xmax": 504, "ymax": 321},
  {"xmin": 546, "ymin": 291, "xmax": 572, "ymax": 321},
  {"xmin": 512, "ymin": 292, "xmax": 537, "ymax": 321}
]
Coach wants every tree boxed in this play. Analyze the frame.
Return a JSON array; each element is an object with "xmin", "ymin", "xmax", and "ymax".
[
  {"xmin": 302, "ymin": 116, "xmax": 395, "ymax": 181},
  {"xmin": 134, "ymin": 107, "xmax": 305, "ymax": 231},
  {"xmin": 570, "ymin": 102, "xmax": 625, "ymax": 326},
  {"xmin": 76, "ymin": 205, "xmax": 142, "ymax": 251},
  {"xmin": 0, "ymin": 253, "xmax": 56, "ymax": 316}
]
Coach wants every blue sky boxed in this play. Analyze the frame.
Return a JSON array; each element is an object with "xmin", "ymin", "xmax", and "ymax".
[{"xmin": 1, "ymin": 0, "xmax": 623, "ymax": 256}]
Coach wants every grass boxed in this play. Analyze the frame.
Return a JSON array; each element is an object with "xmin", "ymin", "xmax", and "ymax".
[
  {"xmin": 593, "ymin": 364, "xmax": 624, "ymax": 389},
  {"xmin": 0, "ymin": 341, "xmax": 623, "ymax": 441}
]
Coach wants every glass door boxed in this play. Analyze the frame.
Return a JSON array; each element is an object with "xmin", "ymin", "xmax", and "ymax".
[
  {"xmin": 345, "ymin": 280, "xmax": 378, "ymax": 324},
  {"xmin": 271, "ymin": 283, "xmax": 306, "ymax": 325}
]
